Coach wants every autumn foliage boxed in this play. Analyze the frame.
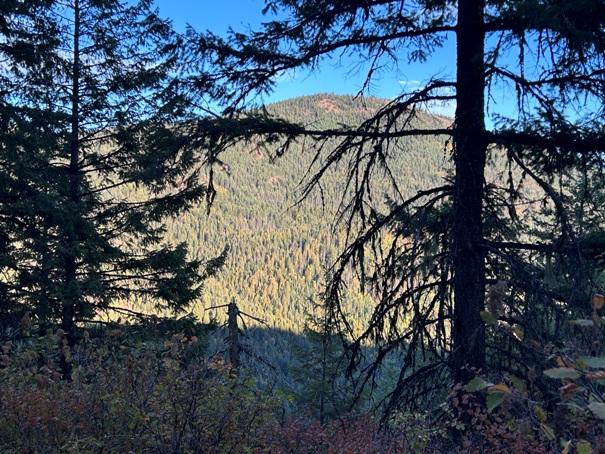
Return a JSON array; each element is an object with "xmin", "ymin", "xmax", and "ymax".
[
  {"xmin": 5, "ymin": 292, "xmax": 605, "ymax": 452},
  {"xmin": 0, "ymin": 330, "xmax": 408, "ymax": 453}
]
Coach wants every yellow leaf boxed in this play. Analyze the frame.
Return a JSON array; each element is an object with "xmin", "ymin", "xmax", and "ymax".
[
  {"xmin": 534, "ymin": 406, "xmax": 547, "ymax": 423},
  {"xmin": 570, "ymin": 319, "xmax": 595, "ymax": 326},
  {"xmin": 511, "ymin": 326, "xmax": 524, "ymax": 341},
  {"xmin": 488, "ymin": 383, "xmax": 511, "ymax": 393},
  {"xmin": 577, "ymin": 440, "xmax": 592, "ymax": 454},
  {"xmin": 593, "ymin": 294, "xmax": 605, "ymax": 309}
]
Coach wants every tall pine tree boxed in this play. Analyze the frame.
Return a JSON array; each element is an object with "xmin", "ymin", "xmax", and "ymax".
[{"xmin": 0, "ymin": 0, "xmax": 223, "ymax": 346}]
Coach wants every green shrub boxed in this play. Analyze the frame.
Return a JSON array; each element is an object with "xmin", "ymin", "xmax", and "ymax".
[
  {"xmin": 0, "ymin": 331, "xmax": 278, "ymax": 452},
  {"xmin": 454, "ymin": 293, "xmax": 605, "ymax": 453}
]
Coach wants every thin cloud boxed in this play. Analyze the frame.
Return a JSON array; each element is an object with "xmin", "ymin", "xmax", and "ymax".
[{"xmin": 398, "ymin": 79, "xmax": 422, "ymax": 87}]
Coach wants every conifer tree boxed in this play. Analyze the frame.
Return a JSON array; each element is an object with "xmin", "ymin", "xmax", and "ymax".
[
  {"xmin": 290, "ymin": 306, "xmax": 365, "ymax": 425},
  {"xmin": 0, "ymin": 0, "xmax": 223, "ymax": 346},
  {"xmin": 183, "ymin": 0, "xmax": 605, "ymax": 412}
]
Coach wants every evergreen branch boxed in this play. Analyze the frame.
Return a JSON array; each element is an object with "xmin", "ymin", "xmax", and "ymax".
[{"xmin": 488, "ymin": 130, "xmax": 605, "ymax": 154}]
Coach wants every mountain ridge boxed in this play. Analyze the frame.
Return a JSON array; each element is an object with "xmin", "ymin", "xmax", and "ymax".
[{"xmin": 163, "ymin": 93, "xmax": 451, "ymax": 331}]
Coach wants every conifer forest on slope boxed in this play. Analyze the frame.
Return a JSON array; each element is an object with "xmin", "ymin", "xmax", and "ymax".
[
  {"xmin": 5, "ymin": 0, "xmax": 605, "ymax": 449},
  {"xmin": 163, "ymin": 93, "xmax": 451, "ymax": 333}
]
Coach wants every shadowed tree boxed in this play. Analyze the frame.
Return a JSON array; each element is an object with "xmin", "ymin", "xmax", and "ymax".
[
  {"xmin": 0, "ymin": 0, "xmax": 227, "ymax": 372},
  {"xmin": 290, "ymin": 301, "xmax": 368, "ymax": 425}
]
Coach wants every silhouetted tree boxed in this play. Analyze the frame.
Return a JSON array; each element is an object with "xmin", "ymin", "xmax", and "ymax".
[
  {"xmin": 184, "ymin": 0, "xmax": 605, "ymax": 413},
  {"xmin": 0, "ymin": 0, "xmax": 225, "ymax": 363}
]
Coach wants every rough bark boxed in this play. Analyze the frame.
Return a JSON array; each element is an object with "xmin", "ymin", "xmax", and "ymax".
[{"xmin": 452, "ymin": 0, "xmax": 488, "ymax": 385}]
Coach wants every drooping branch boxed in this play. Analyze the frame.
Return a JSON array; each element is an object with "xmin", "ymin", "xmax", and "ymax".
[{"xmin": 488, "ymin": 129, "xmax": 605, "ymax": 158}]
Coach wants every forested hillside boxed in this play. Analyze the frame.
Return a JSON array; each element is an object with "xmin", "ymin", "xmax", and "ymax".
[
  {"xmin": 5, "ymin": 0, "xmax": 605, "ymax": 451},
  {"xmin": 163, "ymin": 93, "xmax": 450, "ymax": 332}
]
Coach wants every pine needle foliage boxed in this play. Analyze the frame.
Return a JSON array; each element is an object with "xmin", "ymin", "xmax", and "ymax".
[
  {"xmin": 0, "ymin": 0, "xmax": 223, "ymax": 342},
  {"xmin": 180, "ymin": 0, "xmax": 605, "ymax": 416}
]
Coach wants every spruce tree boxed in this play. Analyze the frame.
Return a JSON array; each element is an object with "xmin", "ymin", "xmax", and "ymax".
[
  {"xmin": 290, "ymin": 308, "xmax": 364, "ymax": 425},
  {"xmin": 182, "ymin": 0, "xmax": 605, "ymax": 412},
  {"xmin": 0, "ymin": 0, "xmax": 223, "ymax": 346}
]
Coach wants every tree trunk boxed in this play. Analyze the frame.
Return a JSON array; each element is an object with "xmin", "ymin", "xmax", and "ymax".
[
  {"xmin": 61, "ymin": 0, "xmax": 81, "ymax": 380},
  {"xmin": 452, "ymin": 0, "xmax": 487, "ymax": 385},
  {"xmin": 228, "ymin": 299, "xmax": 241, "ymax": 375}
]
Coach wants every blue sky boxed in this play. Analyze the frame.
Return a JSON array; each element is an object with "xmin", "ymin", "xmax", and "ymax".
[
  {"xmin": 153, "ymin": 0, "xmax": 459, "ymax": 116},
  {"xmin": 146, "ymin": 2, "xmax": 598, "ymax": 137}
]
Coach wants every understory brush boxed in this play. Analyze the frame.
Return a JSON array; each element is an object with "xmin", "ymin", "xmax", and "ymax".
[
  {"xmin": 5, "ymin": 307, "xmax": 605, "ymax": 452},
  {"xmin": 0, "ymin": 329, "xmax": 408, "ymax": 453}
]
